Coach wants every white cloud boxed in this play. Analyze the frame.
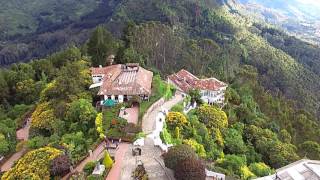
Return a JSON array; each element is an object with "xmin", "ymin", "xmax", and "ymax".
[{"xmin": 296, "ymin": 0, "xmax": 320, "ymax": 6}]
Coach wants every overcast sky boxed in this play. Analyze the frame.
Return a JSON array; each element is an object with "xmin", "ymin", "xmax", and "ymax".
[{"xmin": 296, "ymin": 0, "xmax": 320, "ymax": 7}]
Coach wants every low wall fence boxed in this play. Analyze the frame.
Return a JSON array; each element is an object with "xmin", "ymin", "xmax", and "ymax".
[{"xmin": 142, "ymin": 98, "xmax": 165, "ymax": 124}]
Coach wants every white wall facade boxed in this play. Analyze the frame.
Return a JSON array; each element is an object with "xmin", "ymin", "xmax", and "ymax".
[
  {"xmin": 200, "ymin": 86, "xmax": 227, "ymax": 105},
  {"xmin": 92, "ymin": 74, "xmax": 104, "ymax": 84}
]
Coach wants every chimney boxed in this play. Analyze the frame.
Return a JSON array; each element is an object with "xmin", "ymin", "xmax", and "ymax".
[{"xmin": 107, "ymin": 55, "xmax": 115, "ymax": 66}]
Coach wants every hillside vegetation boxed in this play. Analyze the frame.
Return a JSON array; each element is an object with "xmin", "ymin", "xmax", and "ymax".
[
  {"xmin": 0, "ymin": 1, "xmax": 320, "ymax": 177},
  {"xmin": 0, "ymin": 0, "xmax": 120, "ymax": 65}
]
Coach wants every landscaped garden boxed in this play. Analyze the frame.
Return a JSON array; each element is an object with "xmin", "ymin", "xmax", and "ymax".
[
  {"xmin": 160, "ymin": 84, "xmax": 302, "ymax": 179},
  {"xmin": 138, "ymin": 74, "xmax": 175, "ymax": 125},
  {"xmin": 75, "ymin": 150, "xmax": 114, "ymax": 180},
  {"xmin": 0, "ymin": 48, "xmax": 109, "ymax": 179},
  {"xmin": 100, "ymin": 74, "xmax": 174, "ymax": 142},
  {"xmin": 162, "ymin": 103, "xmax": 275, "ymax": 179}
]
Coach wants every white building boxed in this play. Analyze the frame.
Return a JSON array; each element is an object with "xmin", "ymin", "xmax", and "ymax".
[
  {"xmin": 168, "ymin": 69, "xmax": 227, "ymax": 105},
  {"xmin": 255, "ymin": 159, "xmax": 320, "ymax": 180}
]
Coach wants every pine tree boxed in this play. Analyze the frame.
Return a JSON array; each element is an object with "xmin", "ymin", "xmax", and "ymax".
[{"xmin": 87, "ymin": 26, "xmax": 117, "ymax": 67}]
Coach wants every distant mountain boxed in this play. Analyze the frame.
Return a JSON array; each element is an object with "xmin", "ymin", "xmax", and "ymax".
[
  {"xmin": 235, "ymin": 0, "xmax": 320, "ymax": 44},
  {"xmin": 0, "ymin": 0, "xmax": 120, "ymax": 65}
]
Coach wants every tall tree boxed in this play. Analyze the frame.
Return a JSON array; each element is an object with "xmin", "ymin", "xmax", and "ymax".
[{"xmin": 87, "ymin": 26, "xmax": 117, "ymax": 67}]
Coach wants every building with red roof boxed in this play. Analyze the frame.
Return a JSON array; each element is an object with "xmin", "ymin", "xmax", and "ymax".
[
  {"xmin": 168, "ymin": 69, "xmax": 227, "ymax": 105},
  {"xmin": 90, "ymin": 63, "xmax": 153, "ymax": 104}
]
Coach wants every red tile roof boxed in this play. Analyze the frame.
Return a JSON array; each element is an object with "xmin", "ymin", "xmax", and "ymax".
[
  {"xmin": 91, "ymin": 64, "xmax": 153, "ymax": 96},
  {"xmin": 168, "ymin": 69, "xmax": 227, "ymax": 92}
]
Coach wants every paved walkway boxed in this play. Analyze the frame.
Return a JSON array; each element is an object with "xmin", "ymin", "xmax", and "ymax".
[
  {"xmin": 62, "ymin": 142, "xmax": 106, "ymax": 180},
  {"xmin": 119, "ymin": 105, "xmax": 139, "ymax": 125},
  {"xmin": 106, "ymin": 143, "xmax": 129, "ymax": 180},
  {"xmin": 0, "ymin": 148, "xmax": 27, "ymax": 172},
  {"xmin": 143, "ymin": 94, "xmax": 183, "ymax": 134},
  {"xmin": 0, "ymin": 118, "xmax": 31, "ymax": 172},
  {"xmin": 120, "ymin": 94, "xmax": 183, "ymax": 180},
  {"xmin": 16, "ymin": 118, "xmax": 31, "ymax": 141}
]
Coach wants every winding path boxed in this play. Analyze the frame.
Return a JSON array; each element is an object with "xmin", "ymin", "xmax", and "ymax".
[
  {"xmin": 0, "ymin": 118, "xmax": 31, "ymax": 172},
  {"xmin": 120, "ymin": 94, "xmax": 183, "ymax": 180}
]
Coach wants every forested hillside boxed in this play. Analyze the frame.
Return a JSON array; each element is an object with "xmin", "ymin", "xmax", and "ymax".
[
  {"xmin": 0, "ymin": 0, "xmax": 319, "ymax": 128},
  {"xmin": 1, "ymin": 0, "xmax": 320, "ymax": 178},
  {"xmin": 0, "ymin": 0, "xmax": 120, "ymax": 65},
  {"xmin": 104, "ymin": 0, "xmax": 320, "ymax": 118}
]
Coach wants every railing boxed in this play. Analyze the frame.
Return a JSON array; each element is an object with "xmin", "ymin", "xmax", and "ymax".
[{"xmin": 142, "ymin": 98, "xmax": 165, "ymax": 121}]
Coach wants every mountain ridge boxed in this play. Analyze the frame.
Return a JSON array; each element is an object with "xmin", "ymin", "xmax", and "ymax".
[{"xmin": 233, "ymin": 0, "xmax": 320, "ymax": 45}]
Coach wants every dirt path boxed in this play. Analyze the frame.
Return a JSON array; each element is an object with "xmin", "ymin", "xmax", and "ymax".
[
  {"xmin": 0, "ymin": 118, "xmax": 31, "ymax": 172},
  {"xmin": 16, "ymin": 118, "xmax": 31, "ymax": 141}
]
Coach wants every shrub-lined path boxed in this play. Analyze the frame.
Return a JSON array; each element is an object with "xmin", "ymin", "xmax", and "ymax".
[
  {"xmin": 120, "ymin": 93, "xmax": 183, "ymax": 180},
  {"xmin": 0, "ymin": 118, "xmax": 31, "ymax": 172}
]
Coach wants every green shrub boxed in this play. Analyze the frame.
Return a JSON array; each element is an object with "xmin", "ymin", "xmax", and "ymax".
[
  {"xmin": 15, "ymin": 141, "xmax": 26, "ymax": 152},
  {"xmin": 171, "ymin": 103, "xmax": 184, "ymax": 112},
  {"xmin": 27, "ymin": 136, "xmax": 49, "ymax": 149},
  {"xmin": 103, "ymin": 151, "xmax": 113, "ymax": 169},
  {"xmin": 249, "ymin": 162, "xmax": 273, "ymax": 177},
  {"xmin": 215, "ymin": 154, "xmax": 247, "ymax": 176},
  {"xmin": 87, "ymin": 174, "xmax": 104, "ymax": 180},
  {"xmin": 160, "ymin": 127, "xmax": 173, "ymax": 144},
  {"xmin": 134, "ymin": 132, "xmax": 146, "ymax": 141},
  {"xmin": 163, "ymin": 144, "xmax": 197, "ymax": 170},
  {"xmin": 83, "ymin": 161, "xmax": 96, "ymax": 175},
  {"xmin": 107, "ymin": 128, "xmax": 124, "ymax": 138}
]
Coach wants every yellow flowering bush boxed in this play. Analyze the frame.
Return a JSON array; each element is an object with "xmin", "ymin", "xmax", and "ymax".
[
  {"xmin": 240, "ymin": 166, "xmax": 256, "ymax": 179},
  {"xmin": 166, "ymin": 112, "xmax": 188, "ymax": 128},
  {"xmin": 95, "ymin": 113, "xmax": 105, "ymax": 138},
  {"xmin": 2, "ymin": 147, "xmax": 62, "ymax": 180},
  {"xmin": 31, "ymin": 102, "xmax": 56, "ymax": 131},
  {"xmin": 212, "ymin": 128, "xmax": 224, "ymax": 147},
  {"xmin": 196, "ymin": 104, "xmax": 228, "ymax": 130},
  {"xmin": 39, "ymin": 80, "xmax": 57, "ymax": 102},
  {"xmin": 183, "ymin": 139, "xmax": 206, "ymax": 158}
]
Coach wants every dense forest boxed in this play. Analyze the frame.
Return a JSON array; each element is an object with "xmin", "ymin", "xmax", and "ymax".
[
  {"xmin": 0, "ymin": 0, "xmax": 120, "ymax": 65},
  {"xmin": 0, "ymin": 0, "xmax": 320, "ymax": 179},
  {"xmin": 0, "ymin": 25, "xmax": 319, "ymax": 178}
]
